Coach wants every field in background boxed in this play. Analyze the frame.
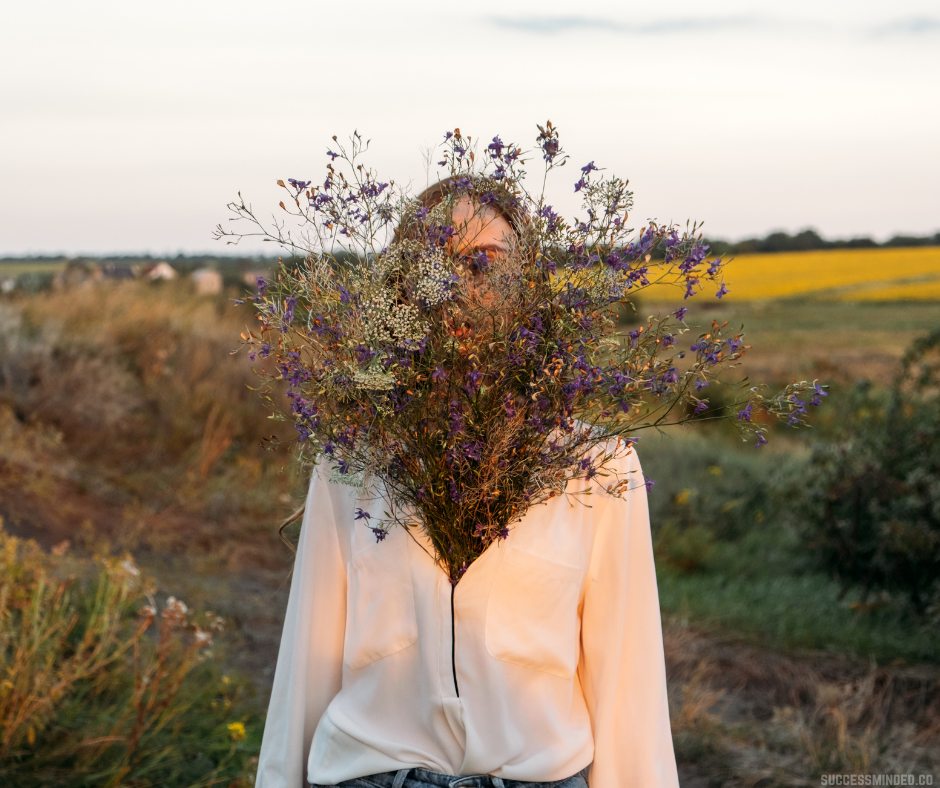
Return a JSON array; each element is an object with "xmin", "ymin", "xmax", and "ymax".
[
  {"xmin": 1, "ymin": 261, "xmax": 939, "ymax": 783},
  {"xmin": 640, "ymin": 246, "xmax": 940, "ymax": 302}
]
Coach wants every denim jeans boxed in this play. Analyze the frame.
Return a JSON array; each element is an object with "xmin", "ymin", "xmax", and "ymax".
[{"xmin": 312, "ymin": 764, "xmax": 591, "ymax": 788}]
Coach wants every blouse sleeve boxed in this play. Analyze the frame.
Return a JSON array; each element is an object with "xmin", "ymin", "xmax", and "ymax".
[
  {"xmin": 578, "ymin": 448, "xmax": 680, "ymax": 788},
  {"xmin": 256, "ymin": 463, "xmax": 348, "ymax": 788}
]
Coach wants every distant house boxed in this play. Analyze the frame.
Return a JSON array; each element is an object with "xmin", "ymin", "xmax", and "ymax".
[
  {"xmin": 141, "ymin": 261, "xmax": 178, "ymax": 280},
  {"xmin": 191, "ymin": 268, "xmax": 223, "ymax": 295},
  {"xmin": 53, "ymin": 259, "xmax": 105, "ymax": 289},
  {"xmin": 99, "ymin": 263, "xmax": 138, "ymax": 280}
]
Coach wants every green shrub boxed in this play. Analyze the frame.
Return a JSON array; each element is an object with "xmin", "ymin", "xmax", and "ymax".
[
  {"xmin": 0, "ymin": 521, "xmax": 260, "ymax": 787},
  {"xmin": 641, "ymin": 431, "xmax": 783, "ymax": 544},
  {"xmin": 794, "ymin": 330, "xmax": 940, "ymax": 615},
  {"xmin": 653, "ymin": 521, "xmax": 716, "ymax": 574}
]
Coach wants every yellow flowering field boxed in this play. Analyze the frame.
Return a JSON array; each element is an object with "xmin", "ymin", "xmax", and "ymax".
[{"xmin": 639, "ymin": 246, "xmax": 940, "ymax": 302}]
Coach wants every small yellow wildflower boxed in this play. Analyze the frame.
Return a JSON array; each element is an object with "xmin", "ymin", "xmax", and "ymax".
[
  {"xmin": 674, "ymin": 489, "xmax": 692, "ymax": 505},
  {"xmin": 228, "ymin": 721, "xmax": 247, "ymax": 741}
]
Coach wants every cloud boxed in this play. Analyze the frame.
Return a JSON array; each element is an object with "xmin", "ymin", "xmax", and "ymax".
[
  {"xmin": 873, "ymin": 17, "xmax": 940, "ymax": 35},
  {"xmin": 490, "ymin": 16, "xmax": 623, "ymax": 34},
  {"xmin": 489, "ymin": 15, "xmax": 762, "ymax": 36}
]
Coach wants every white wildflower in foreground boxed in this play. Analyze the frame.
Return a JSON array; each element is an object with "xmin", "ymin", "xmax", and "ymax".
[
  {"xmin": 353, "ymin": 369, "xmax": 397, "ymax": 391},
  {"xmin": 329, "ymin": 468, "xmax": 365, "ymax": 487},
  {"xmin": 415, "ymin": 247, "xmax": 456, "ymax": 307},
  {"xmin": 361, "ymin": 290, "xmax": 429, "ymax": 349}
]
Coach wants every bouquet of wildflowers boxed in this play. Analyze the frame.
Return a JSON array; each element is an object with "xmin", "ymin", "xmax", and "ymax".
[{"xmin": 216, "ymin": 123, "xmax": 824, "ymax": 583}]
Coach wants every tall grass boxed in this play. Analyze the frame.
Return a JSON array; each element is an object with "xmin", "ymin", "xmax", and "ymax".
[
  {"xmin": 0, "ymin": 520, "xmax": 260, "ymax": 786},
  {"xmin": 0, "ymin": 279, "xmax": 306, "ymax": 557}
]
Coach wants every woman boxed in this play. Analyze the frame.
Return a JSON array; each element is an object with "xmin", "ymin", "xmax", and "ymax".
[{"xmin": 255, "ymin": 181, "xmax": 680, "ymax": 788}]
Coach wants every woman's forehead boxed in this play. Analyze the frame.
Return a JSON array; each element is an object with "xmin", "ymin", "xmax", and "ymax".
[{"xmin": 452, "ymin": 195, "xmax": 513, "ymax": 251}]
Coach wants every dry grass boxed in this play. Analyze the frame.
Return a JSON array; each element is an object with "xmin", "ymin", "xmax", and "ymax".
[
  {"xmin": 0, "ymin": 279, "xmax": 308, "ymax": 567},
  {"xmin": 665, "ymin": 621, "xmax": 940, "ymax": 785}
]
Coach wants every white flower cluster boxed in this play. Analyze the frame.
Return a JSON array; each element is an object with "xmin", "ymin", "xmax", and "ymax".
[
  {"xmin": 329, "ymin": 467, "xmax": 365, "ymax": 487},
  {"xmin": 414, "ymin": 247, "xmax": 455, "ymax": 307},
  {"xmin": 589, "ymin": 267, "xmax": 627, "ymax": 304},
  {"xmin": 361, "ymin": 289, "xmax": 429, "ymax": 349},
  {"xmin": 353, "ymin": 369, "xmax": 397, "ymax": 391}
]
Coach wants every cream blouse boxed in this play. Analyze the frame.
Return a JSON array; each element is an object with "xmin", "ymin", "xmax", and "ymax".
[{"xmin": 255, "ymin": 445, "xmax": 680, "ymax": 788}]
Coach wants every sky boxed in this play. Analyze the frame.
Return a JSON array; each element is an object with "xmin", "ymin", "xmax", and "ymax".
[{"xmin": 1, "ymin": 0, "xmax": 938, "ymax": 256}]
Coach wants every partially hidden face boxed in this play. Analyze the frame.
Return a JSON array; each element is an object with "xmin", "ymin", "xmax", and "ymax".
[{"xmin": 448, "ymin": 196, "xmax": 519, "ymax": 319}]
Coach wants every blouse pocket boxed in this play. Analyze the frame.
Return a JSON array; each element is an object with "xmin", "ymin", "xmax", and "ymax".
[
  {"xmin": 343, "ymin": 539, "xmax": 418, "ymax": 671},
  {"xmin": 484, "ymin": 545, "xmax": 583, "ymax": 678}
]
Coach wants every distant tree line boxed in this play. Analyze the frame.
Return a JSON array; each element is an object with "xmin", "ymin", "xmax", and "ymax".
[
  {"xmin": 2, "ymin": 229, "xmax": 939, "ymax": 268},
  {"xmin": 704, "ymin": 229, "xmax": 940, "ymax": 256}
]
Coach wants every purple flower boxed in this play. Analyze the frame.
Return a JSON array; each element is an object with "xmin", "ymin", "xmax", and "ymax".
[
  {"xmin": 539, "ymin": 205, "xmax": 562, "ymax": 234},
  {"xmin": 694, "ymin": 399, "xmax": 709, "ymax": 414},
  {"xmin": 256, "ymin": 277, "xmax": 267, "ymax": 295},
  {"xmin": 716, "ymin": 283, "xmax": 729, "ymax": 299},
  {"xmin": 470, "ymin": 251, "xmax": 491, "ymax": 273},
  {"xmin": 337, "ymin": 459, "xmax": 349, "ymax": 474},
  {"xmin": 432, "ymin": 365, "xmax": 447, "ymax": 382},
  {"xmin": 465, "ymin": 369, "xmax": 482, "ymax": 394},
  {"xmin": 326, "ymin": 149, "xmax": 340, "ymax": 161},
  {"xmin": 707, "ymin": 258, "xmax": 724, "ymax": 278},
  {"xmin": 644, "ymin": 475, "xmax": 656, "ymax": 493},
  {"xmin": 695, "ymin": 379, "xmax": 709, "ymax": 392},
  {"xmin": 574, "ymin": 161, "xmax": 598, "ymax": 192},
  {"xmin": 288, "ymin": 178, "xmax": 311, "ymax": 192},
  {"xmin": 754, "ymin": 431, "xmax": 769, "ymax": 448},
  {"xmin": 371, "ymin": 527, "xmax": 387, "ymax": 542},
  {"xmin": 787, "ymin": 396, "xmax": 808, "ymax": 426},
  {"xmin": 737, "ymin": 402, "xmax": 753, "ymax": 422},
  {"xmin": 811, "ymin": 382, "xmax": 828, "ymax": 407},
  {"xmin": 662, "ymin": 334, "xmax": 677, "ymax": 349},
  {"xmin": 487, "ymin": 135, "xmax": 505, "ymax": 160},
  {"xmin": 415, "ymin": 206, "xmax": 429, "ymax": 222},
  {"xmin": 448, "ymin": 479, "xmax": 463, "ymax": 502},
  {"xmin": 283, "ymin": 296, "xmax": 297, "ymax": 325},
  {"xmin": 354, "ymin": 508, "xmax": 371, "ymax": 521},
  {"xmin": 448, "ymin": 400, "xmax": 465, "ymax": 436},
  {"xmin": 427, "ymin": 222, "xmax": 456, "ymax": 247},
  {"xmin": 497, "ymin": 527, "xmax": 510, "ymax": 541},
  {"xmin": 462, "ymin": 441, "xmax": 482, "ymax": 461},
  {"xmin": 674, "ymin": 307, "xmax": 688, "ymax": 321},
  {"xmin": 540, "ymin": 136, "xmax": 560, "ymax": 162}
]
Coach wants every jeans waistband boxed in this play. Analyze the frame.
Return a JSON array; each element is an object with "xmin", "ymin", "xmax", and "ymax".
[{"xmin": 360, "ymin": 765, "xmax": 589, "ymax": 788}]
